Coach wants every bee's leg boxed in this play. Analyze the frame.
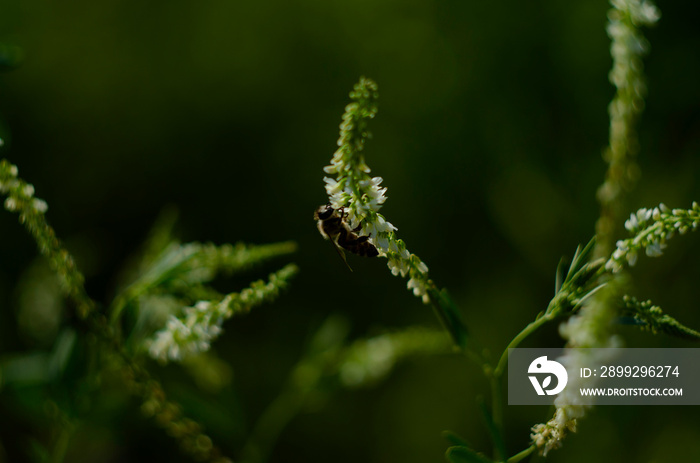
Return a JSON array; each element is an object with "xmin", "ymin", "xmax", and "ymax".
[
  {"xmin": 351, "ymin": 223, "xmax": 362, "ymax": 233},
  {"xmin": 336, "ymin": 227, "xmax": 351, "ymax": 247}
]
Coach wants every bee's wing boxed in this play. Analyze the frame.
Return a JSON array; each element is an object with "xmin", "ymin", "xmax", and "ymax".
[{"xmin": 329, "ymin": 238, "xmax": 353, "ymax": 272}]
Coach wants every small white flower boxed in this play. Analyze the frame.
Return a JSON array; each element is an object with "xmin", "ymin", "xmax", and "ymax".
[
  {"xmin": 645, "ymin": 241, "xmax": 665, "ymax": 257},
  {"xmin": 388, "ymin": 259, "xmax": 401, "ymax": 276},
  {"xmin": 407, "ymin": 277, "xmax": 428, "ymax": 298},
  {"xmin": 195, "ymin": 301, "xmax": 210, "ymax": 312},
  {"xmin": 605, "ymin": 259, "xmax": 620, "ymax": 273},
  {"xmin": 374, "ymin": 235, "xmax": 389, "ymax": 252},
  {"xmin": 4, "ymin": 197, "xmax": 18, "ymax": 211},
  {"xmin": 374, "ymin": 215, "xmax": 396, "ymax": 233},
  {"xmin": 32, "ymin": 199, "xmax": 48, "ymax": 213},
  {"xmin": 21, "ymin": 184, "xmax": 34, "ymax": 197},
  {"xmin": 323, "ymin": 177, "xmax": 342, "ymax": 196},
  {"xmin": 636, "ymin": 1, "xmax": 660, "ymax": 24}
]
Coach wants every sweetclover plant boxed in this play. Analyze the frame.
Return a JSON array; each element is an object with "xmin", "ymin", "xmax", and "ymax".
[
  {"xmin": 314, "ymin": 0, "xmax": 700, "ymax": 461},
  {"xmin": 0, "ymin": 158, "xmax": 299, "ymax": 462},
  {"xmin": 1, "ymin": 0, "xmax": 699, "ymax": 462}
]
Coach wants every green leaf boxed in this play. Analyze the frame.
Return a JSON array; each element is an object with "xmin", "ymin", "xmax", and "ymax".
[
  {"xmin": 622, "ymin": 296, "xmax": 700, "ymax": 341},
  {"xmin": 446, "ymin": 446, "xmax": 493, "ymax": 463},
  {"xmin": 443, "ymin": 430, "xmax": 472, "ymax": 448},
  {"xmin": 0, "ymin": 328, "xmax": 80, "ymax": 389},
  {"xmin": 572, "ymin": 282, "xmax": 607, "ymax": 311},
  {"xmin": 0, "ymin": 352, "xmax": 50, "ymax": 386},
  {"xmin": 476, "ymin": 396, "xmax": 506, "ymax": 462},
  {"xmin": 554, "ymin": 257, "xmax": 565, "ymax": 294},
  {"xmin": 565, "ymin": 238, "xmax": 595, "ymax": 283},
  {"xmin": 47, "ymin": 328, "xmax": 77, "ymax": 380},
  {"xmin": 427, "ymin": 288, "xmax": 468, "ymax": 349}
]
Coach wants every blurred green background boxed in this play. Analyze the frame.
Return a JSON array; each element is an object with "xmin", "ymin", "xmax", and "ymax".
[{"xmin": 1, "ymin": 0, "xmax": 700, "ymax": 462}]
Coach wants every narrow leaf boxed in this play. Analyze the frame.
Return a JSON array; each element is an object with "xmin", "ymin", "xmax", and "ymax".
[
  {"xmin": 555, "ymin": 257, "xmax": 565, "ymax": 295},
  {"xmin": 427, "ymin": 288, "xmax": 469, "ymax": 349},
  {"xmin": 565, "ymin": 238, "xmax": 596, "ymax": 283},
  {"xmin": 565, "ymin": 244, "xmax": 583, "ymax": 282},
  {"xmin": 572, "ymin": 282, "xmax": 608, "ymax": 311},
  {"xmin": 476, "ymin": 396, "xmax": 506, "ymax": 462},
  {"xmin": 443, "ymin": 430, "xmax": 472, "ymax": 449}
]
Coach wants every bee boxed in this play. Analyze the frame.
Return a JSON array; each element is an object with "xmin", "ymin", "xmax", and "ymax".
[{"xmin": 314, "ymin": 204, "xmax": 379, "ymax": 271}]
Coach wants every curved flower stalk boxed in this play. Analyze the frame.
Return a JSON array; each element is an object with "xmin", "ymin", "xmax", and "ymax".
[
  {"xmin": 111, "ymin": 240, "xmax": 297, "ymax": 325},
  {"xmin": 606, "ymin": 202, "xmax": 700, "ymax": 273},
  {"xmin": 321, "ymin": 77, "xmax": 434, "ymax": 305},
  {"xmin": 0, "ymin": 159, "xmax": 94, "ymax": 318},
  {"xmin": 148, "ymin": 263, "xmax": 298, "ymax": 363},
  {"xmin": 596, "ymin": 0, "xmax": 660, "ymax": 256},
  {"xmin": 531, "ymin": 279, "xmax": 622, "ymax": 456}
]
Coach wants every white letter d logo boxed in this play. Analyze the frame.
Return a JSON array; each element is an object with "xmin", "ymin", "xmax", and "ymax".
[{"xmin": 528, "ymin": 356, "xmax": 568, "ymax": 396}]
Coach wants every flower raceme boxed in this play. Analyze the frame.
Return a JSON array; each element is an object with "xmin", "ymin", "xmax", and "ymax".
[
  {"xmin": 148, "ymin": 263, "xmax": 298, "ymax": 363},
  {"xmin": 606, "ymin": 203, "xmax": 700, "ymax": 273},
  {"xmin": 319, "ymin": 77, "xmax": 432, "ymax": 304}
]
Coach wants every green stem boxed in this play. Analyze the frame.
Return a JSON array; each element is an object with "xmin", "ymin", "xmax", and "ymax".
[
  {"xmin": 50, "ymin": 421, "xmax": 74, "ymax": 463},
  {"xmin": 494, "ymin": 313, "xmax": 554, "ymax": 379},
  {"xmin": 489, "ymin": 376, "xmax": 504, "ymax": 459},
  {"xmin": 506, "ymin": 445, "xmax": 536, "ymax": 463},
  {"xmin": 240, "ymin": 390, "xmax": 306, "ymax": 463},
  {"xmin": 487, "ymin": 311, "xmax": 558, "ymax": 461}
]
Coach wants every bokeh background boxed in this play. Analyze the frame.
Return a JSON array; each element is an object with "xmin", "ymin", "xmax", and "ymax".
[{"xmin": 1, "ymin": 0, "xmax": 700, "ymax": 462}]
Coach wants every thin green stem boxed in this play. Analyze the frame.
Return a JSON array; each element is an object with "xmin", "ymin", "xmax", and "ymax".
[
  {"xmin": 488, "ymin": 315, "xmax": 551, "ymax": 461},
  {"xmin": 506, "ymin": 445, "xmax": 536, "ymax": 463},
  {"xmin": 489, "ymin": 376, "xmax": 504, "ymax": 458},
  {"xmin": 50, "ymin": 421, "xmax": 74, "ymax": 463},
  {"xmin": 240, "ymin": 390, "xmax": 305, "ymax": 463},
  {"xmin": 494, "ymin": 314, "xmax": 554, "ymax": 378}
]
